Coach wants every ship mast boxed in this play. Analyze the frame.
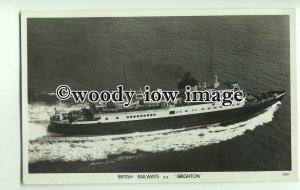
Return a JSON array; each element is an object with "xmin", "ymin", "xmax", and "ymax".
[
  {"xmin": 206, "ymin": 40, "xmax": 214, "ymax": 84},
  {"xmin": 210, "ymin": 41, "xmax": 213, "ymax": 78},
  {"xmin": 204, "ymin": 40, "xmax": 220, "ymax": 88},
  {"xmin": 123, "ymin": 66, "xmax": 128, "ymax": 89}
]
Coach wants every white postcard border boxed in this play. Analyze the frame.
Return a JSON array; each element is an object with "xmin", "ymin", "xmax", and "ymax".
[{"xmin": 21, "ymin": 9, "xmax": 298, "ymax": 184}]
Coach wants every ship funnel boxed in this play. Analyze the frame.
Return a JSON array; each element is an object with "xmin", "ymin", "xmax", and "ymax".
[{"xmin": 177, "ymin": 71, "xmax": 198, "ymax": 90}]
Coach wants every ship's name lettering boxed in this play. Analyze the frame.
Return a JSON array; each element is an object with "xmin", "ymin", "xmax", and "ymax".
[{"xmin": 177, "ymin": 173, "xmax": 202, "ymax": 178}]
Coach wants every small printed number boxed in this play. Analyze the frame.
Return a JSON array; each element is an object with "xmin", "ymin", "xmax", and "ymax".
[{"xmin": 283, "ymin": 173, "xmax": 290, "ymax": 176}]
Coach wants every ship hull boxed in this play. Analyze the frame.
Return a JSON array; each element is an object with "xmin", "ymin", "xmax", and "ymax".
[{"xmin": 48, "ymin": 94, "xmax": 284, "ymax": 135}]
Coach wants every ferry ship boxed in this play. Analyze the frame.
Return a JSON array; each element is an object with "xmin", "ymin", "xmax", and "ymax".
[{"xmin": 48, "ymin": 71, "xmax": 285, "ymax": 135}]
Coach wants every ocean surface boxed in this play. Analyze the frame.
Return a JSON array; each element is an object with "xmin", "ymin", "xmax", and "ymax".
[{"xmin": 26, "ymin": 15, "xmax": 291, "ymax": 172}]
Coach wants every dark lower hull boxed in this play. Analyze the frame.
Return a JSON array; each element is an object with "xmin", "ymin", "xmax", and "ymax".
[{"xmin": 48, "ymin": 95, "xmax": 284, "ymax": 136}]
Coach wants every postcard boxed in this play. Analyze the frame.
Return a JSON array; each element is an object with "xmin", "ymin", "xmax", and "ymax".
[{"xmin": 21, "ymin": 9, "xmax": 297, "ymax": 184}]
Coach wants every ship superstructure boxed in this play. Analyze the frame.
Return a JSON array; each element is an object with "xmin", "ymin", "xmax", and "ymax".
[{"xmin": 48, "ymin": 72, "xmax": 285, "ymax": 135}]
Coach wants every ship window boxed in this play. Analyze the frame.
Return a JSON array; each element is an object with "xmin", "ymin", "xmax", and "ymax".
[
  {"xmin": 213, "ymin": 107, "xmax": 217, "ymax": 109},
  {"xmin": 137, "ymin": 115, "xmax": 139, "ymax": 117},
  {"xmin": 116, "ymin": 117, "xmax": 119, "ymax": 119},
  {"xmin": 208, "ymin": 107, "xmax": 211, "ymax": 110},
  {"xmin": 126, "ymin": 116, "xmax": 129, "ymax": 118},
  {"xmin": 180, "ymin": 111, "xmax": 182, "ymax": 113},
  {"xmin": 130, "ymin": 116, "xmax": 132, "ymax": 118},
  {"xmin": 185, "ymin": 110, "xmax": 188, "ymax": 112},
  {"xmin": 201, "ymin": 108, "xmax": 205, "ymax": 110},
  {"xmin": 140, "ymin": 115, "xmax": 143, "ymax": 117},
  {"xmin": 169, "ymin": 111, "xmax": 175, "ymax": 115},
  {"xmin": 237, "ymin": 103, "xmax": 240, "ymax": 105},
  {"xmin": 147, "ymin": 114, "xmax": 149, "ymax": 116},
  {"xmin": 143, "ymin": 115, "xmax": 146, "ymax": 117},
  {"xmin": 150, "ymin": 114, "xmax": 152, "ymax": 116},
  {"xmin": 153, "ymin": 113, "xmax": 156, "ymax": 116},
  {"xmin": 195, "ymin": 109, "xmax": 197, "ymax": 111},
  {"xmin": 219, "ymin": 106, "xmax": 222, "ymax": 108},
  {"xmin": 133, "ymin": 115, "xmax": 136, "ymax": 118},
  {"xmin": 212, "ymin": 103, "xmax": 215, "ymax": 106},
  {"xmin": 105, "ymin": 118, "xmax": 108, "ymax": 120}
]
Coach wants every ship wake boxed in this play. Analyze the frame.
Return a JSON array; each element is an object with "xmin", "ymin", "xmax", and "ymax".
[{"xmin": 28, "ymin": 102, "xmax": 281, "ymax": 163}]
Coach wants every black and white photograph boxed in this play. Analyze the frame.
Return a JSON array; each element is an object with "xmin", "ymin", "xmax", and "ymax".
[{"xmin": 21, "ymin": 10, "xmax": 297, "ymax": 183}]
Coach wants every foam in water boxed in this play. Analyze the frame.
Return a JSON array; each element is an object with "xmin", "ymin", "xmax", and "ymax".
[
  {"xmin": 28, "ymin": 102, "xmax": 281, "ymax": 163},
  {"xmin": 28, "ymin": 102, "xmax": 84, "ymax": 139}
]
